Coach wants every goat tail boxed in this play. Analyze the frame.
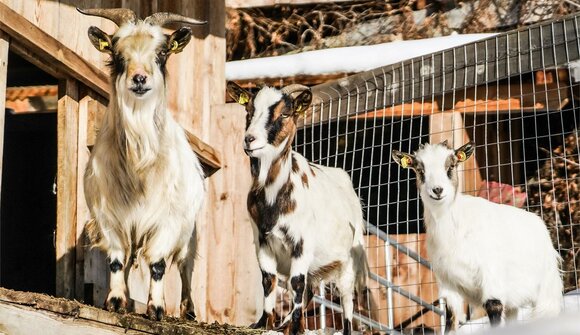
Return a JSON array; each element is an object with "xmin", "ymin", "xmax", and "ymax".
[{"xmin": 533, "ymin": 250, "xmax": 563, "ymax": 319}]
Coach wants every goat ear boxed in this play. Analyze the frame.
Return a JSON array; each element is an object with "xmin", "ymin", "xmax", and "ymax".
[
  {"xmin": 293, "ymin": 89, "xmax": 312, "ymax": 116},
  {"xmin": 88, "ymin": 26, "xmax": 112, "ymax": 53},
  {"xmin": 440, "ymin": 139, "xmax": 450, "ymax": 148},
  {"xmin": 455, "ymin": 142, "xmax": 475, "ymax": 162},
  {"xmin": 167, "ymin": 27, "xmax": 192, "ymax": 54},
  {"xmin": 226, "ymin": 81, "xmax": 252, "ymax": 106},
  {"xmin": 392, "ymin": 150, "xmax": 415, "ymax": 169}
]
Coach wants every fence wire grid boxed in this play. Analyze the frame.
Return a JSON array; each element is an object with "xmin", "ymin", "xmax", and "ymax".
[{"xmin": 268, "ymin": 12, "xmax": 580, "ymax": 335}]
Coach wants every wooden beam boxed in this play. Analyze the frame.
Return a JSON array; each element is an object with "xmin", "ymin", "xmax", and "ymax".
[
  {"xmin": 0, "ymin": 2, "xmax": 109, "ymax": 97},
  {"xmin": 56, "ymin": 79, "xmax": 79, "ymax": 299},
  {"xmin": 0, "ymin": 287, "xmax": 262, "ymax": 335},
  {"xmin": 185, "ymin": 131, "xmax": 222, "ymax": 177},
  {"xmin": 342, "ymin": 80, "xmax": 570, "ymax": 120}
]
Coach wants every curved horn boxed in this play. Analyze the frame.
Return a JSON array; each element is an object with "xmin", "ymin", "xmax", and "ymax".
[
  {"xmin": 281, "ymin": 84, "xmax": 309, "ymax": 96},
  {"xmin": 144, "ymin": 12, "xmax": 207, "ymax": 27},
  {"xmin": 77, "ymin": 8, "xmax": 137, "ymax": 27}
]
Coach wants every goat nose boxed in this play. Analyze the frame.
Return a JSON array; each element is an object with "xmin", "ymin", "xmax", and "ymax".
[
  {"xmin": 132, "ymin": 74, "xmax": 147, "ymax": 85},
  {"xmin": 244, "ymin": 135, "xmax": 256, "ymax": 146},
  {"xmin": 432, "ymin": 187, "xmax": 443, "ymax": 196}
]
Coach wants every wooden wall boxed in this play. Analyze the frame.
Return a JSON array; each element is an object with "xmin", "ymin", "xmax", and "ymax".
[{"xmin": 0, "ymin": 0, "xmax": 260, "ymax": 326}]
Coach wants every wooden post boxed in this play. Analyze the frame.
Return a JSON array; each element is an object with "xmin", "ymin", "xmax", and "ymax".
[
  {"xmin": 56, "ymin": 79, "xmax": 79, "ymax": 299},
  {"xmin": 195, "ymin": 103, "xmax": 261, "ymax": 324},
  {"xmin": 429, "ymin": 112, "xmax": 482, "ymax": 195}
]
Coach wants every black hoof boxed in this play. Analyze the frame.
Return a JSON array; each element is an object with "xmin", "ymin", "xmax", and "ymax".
[
  {"xmin": 105, "ymin": 296, "xmax": 127, "ymax": 314},
  {"xmin": 180, "ymin": 299, "xmax": 196, "ymax": 320},
  {"xmin": 147, "ymin": 304, "xmax": 165, "ymax": 321}
]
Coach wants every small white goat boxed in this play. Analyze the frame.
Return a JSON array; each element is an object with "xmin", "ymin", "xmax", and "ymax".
[
  {"xmin": 227, "ymin": 82, "xmax": 368, "ymax": 335},
  {"xmin": 392, "ymin": 141, "xmax": 562, "ymax": 329},
  {"xmin": 79, "ymin": 8, "xmax": 206, "ymax": 321}
]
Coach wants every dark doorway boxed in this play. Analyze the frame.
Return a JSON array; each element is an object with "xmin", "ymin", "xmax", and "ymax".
[{"xmin": 0, "ymin": 51, "xmax": 58, "ymax": 295}]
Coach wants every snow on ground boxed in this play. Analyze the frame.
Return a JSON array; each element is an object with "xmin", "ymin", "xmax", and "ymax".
[{"xmin": 226, "ymin": 33, "xmax": 497, "ymax": 81}]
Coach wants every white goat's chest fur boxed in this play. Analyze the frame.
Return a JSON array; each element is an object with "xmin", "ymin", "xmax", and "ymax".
[
  {"xmin": 424, "ymin": 193, "xmax": 560, "ymax": 309},
  {"xmin": 84, "ymin": 100, "xmax": 205, "ymax": 261}
]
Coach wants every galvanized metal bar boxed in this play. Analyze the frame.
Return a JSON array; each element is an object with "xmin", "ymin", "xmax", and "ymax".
[
  {"xmin": 365, "ymin": 222, "xmax": 433, "ymax": 271},
  {"xmin": 369, "ymin": 272, "xmax": 445, "ymax": 316},
  {"xmin": 311, "ymin": 296, "xmax": 400, "ymax": 334}
]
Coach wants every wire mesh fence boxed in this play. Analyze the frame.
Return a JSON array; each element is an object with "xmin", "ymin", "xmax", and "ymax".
[{"xmin": 282, "ymin": 12, "xmax": 580, "ymax": 335}]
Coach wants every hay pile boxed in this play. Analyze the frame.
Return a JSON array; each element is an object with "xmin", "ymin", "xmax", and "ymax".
[{"xmin": 527, "ymin": 130, "xmax": 580, "ymax": 292}]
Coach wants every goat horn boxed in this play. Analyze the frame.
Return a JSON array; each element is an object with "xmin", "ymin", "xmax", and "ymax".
[
  {"xmin": 281, "ymin": 84, "xmax": 310, "ymax": 96},
  {"xmin": 144, "ymin": 12, "xmax": 207, "ymax": 27},
  {"xmin": 77, "ymin": 8, "xmax": 137, "ymax": 27}
]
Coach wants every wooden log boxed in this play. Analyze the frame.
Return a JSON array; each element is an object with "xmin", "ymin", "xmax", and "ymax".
[{"xmin": 56, "ymin": 79, "xmax": 79, "ymax": 299}]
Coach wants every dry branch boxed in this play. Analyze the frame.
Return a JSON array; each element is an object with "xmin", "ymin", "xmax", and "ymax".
[
  {"xmin": 527, "ymin": 130, "xmax": 580, "ymax": 292},
  {"xmin": 226, "ymin": 0, "xmax": 579, "ymax": 61}
]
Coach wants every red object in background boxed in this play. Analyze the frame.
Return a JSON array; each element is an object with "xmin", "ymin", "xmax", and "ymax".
[{"xmin": 477, "ymin": 180, "xmax": 527, "ymax": 208}]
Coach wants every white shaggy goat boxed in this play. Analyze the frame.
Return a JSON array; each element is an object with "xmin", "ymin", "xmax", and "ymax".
[
  {"xmin": 227, "ymin": 82, "xmax": 368, "ymax": 335},
  {"xmin": 79, "ymin": 8, "xmax": 206, "ymax": 321},
  {"xmin": 392, "ymin": 141, "xmax": 563, "ymax": 329}
]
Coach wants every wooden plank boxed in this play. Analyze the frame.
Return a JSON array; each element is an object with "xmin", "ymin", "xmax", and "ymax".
[
  {"xmin": 0, "ymin": 303, "xmax": 141, "ymax": 335},
  {"xmin": 56, "ymin": 79, "xmax": 79, "ymax": 299},
  {"xmin": 185, "ymin": 131, "xmax": 222, "ymax": 177},
  {"xmin": 0, "ymin": 287, "xmax": 262, "ymax": 335},
  {"xmin": 195, "ymin": 103, "xmax": 261, "ymax": 324},
  {"xmin": 429, "ymin": 112, "xmax": 482, "ymax": 196},
  {"xmin": 335, "ymin": 79, "xmax": 570, "ymax": 120},
  {"xmin": 365, "ymin": 234, "xmax": 440, "ymax": 330},
  {"xmin": 0, "ymin": 2, "xmax": 109, "ymax": 97}
]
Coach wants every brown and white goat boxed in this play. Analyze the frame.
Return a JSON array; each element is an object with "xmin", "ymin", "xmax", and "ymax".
[
  {"xmin": 79, "ymin": 8, "xmax": 206, "ymax": 321},
  {"xmin": 227, "ymin": 82, "xmax": 368, "ymax": 335}
]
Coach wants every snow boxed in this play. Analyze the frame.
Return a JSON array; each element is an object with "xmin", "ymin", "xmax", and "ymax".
[{"xmin": 226, "ymin": 34, "xmax": 497, "ymax": 81}]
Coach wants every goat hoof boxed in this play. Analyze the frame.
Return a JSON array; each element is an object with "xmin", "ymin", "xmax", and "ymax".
[
  {"xmin": 180, "ymin": 299, "xmax": 196, "ymax": 320},
  {"xmin": 105, "ymin": 296, "xmax": 127, "ymax": 314},
  {"xmin": 147, "ymin": 304, "xmax": 165, "ymax": 321}
]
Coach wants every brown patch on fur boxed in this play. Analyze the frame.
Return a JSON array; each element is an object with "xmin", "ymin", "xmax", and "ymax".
[
  {"xmin": 291, "ymin": 155, "xmax": 300, "ymax": 173},
  {"xmin": 272, "ymin": 119, "xmax": 296, "ymax": 148},
  {"xmin": 267, "ymin": 312, "xmax": 277, "ymax": 329},
  {"xmin": 310, "ymin": 260, "xmax": 342, "ymax": 281},
  {"xmin": 271, "ymin": 100, "xmax": 286, "ymax": 120},
  {"xmin": 301, "ymin": 173, "xmax": 309, "ymax": 188},
  {"xmin": 309, "ymin": 164, "xmax": 317, "ymax": 176},
  {"xmin": 266, "ymin": 148, "xmax": 290, "ymax": 186}
]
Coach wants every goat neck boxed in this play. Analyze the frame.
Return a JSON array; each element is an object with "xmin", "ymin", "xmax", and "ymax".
[{"xmin": 250, "ymin": 139, "xmax": 293, "ymax": 204}]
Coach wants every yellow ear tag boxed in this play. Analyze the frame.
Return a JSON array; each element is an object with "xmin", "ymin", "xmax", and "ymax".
[
  {"xmin": 457, "ymin": 151, "xmax": 467, "ymax": 162},
  {"xmin": 238, "ymin": 92, "xmax": 249, "ymax": 105},
  {"xmin": 401, "ymin": 156, "xmax": 412, "ymax": 168},
  {"xmin": 98, "ymin": 39, "xmax": 109, "ymax": 51},
  {"xmin": 170, "ymin": 40, "xmax": 179, "ymax": 52}
]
